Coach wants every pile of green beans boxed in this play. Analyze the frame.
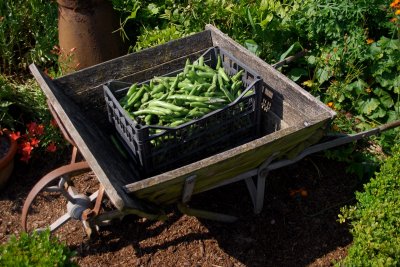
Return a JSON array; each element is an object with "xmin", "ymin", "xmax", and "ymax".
[{"xmin": 119, "ymin": 54, "xmax": 247, "ymax": 129}]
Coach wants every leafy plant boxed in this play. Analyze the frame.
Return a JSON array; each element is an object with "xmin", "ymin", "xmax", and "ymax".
[
  {"xmin": 0, "ymin": 230, "xmax": 77, "ymax": 266},
  {"xmin": 338, "ymin": 144, "xmax": 400, "ymax": 266},
  {"xmin": 0, "ymin": 0, "xmax": 58, "ymax": 75},
  {"xmin": 0, "ymin": 75, "xmax": 67, "ymax": 162}
]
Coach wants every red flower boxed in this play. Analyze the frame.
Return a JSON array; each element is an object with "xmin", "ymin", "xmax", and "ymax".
[
  {"xmin": 36, "ymin": 124, "xmax": 45, "ymax": 136},
  {"xmin": 27, "ymin": 122, "xmax": 38, "ymax": 135},
  {"xmin": 46, "ymin": 142, "xmax": 57, "ymax": 152},
  {"xmin": 21, "ymin": 142, "xmax": 33, "ymax": 155},
  {"xmin": 30, "ymin": 137, "xmax": 40, "ymax": 147},
  {"xmin": 50, "ymin": 119, "xmax": 58, "ymax": 128},
  {"xmin": 9, "ymin": 131, "xmax": 21, "ymax": 141}
]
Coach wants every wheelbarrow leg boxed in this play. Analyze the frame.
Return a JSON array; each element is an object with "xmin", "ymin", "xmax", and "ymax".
[
  {"xmin": 245, "ymin": 153, "xmax": 278, "ymax": 214},
  {"xmin": 177, "ymin": 175, "xmax": 238, "ymax": 223}
]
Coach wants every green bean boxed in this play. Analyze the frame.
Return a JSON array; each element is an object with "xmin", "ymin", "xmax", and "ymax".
[
  {"xmin": 216, "ymin": 54, "xmax": 222, "ymax": 69},
  {"xmin": 217, "ymin": 74, "xmax": 235, "ymax": 102},
  {"xmin": 127, "ymin": 87, "xmax": 145, "ymax": 107},
  {"xmin": 151, "ymin": 83, "xmax": 166, "ymax": 94},
  {"xmin": 167, "ymin": 94, "xmax": 217, "ymax": 103},
  {"xmin": 148, "ymin": 100, "xmax": 185, "ymax": 112},
  {"xmin": 218, "ymin": 67, "xmax": 230, "ymax": 82},
  {"xmin": 231, "ymin": 69, "xmax": 244, "ymax": 81},
  {"xmin": 127, "ymin": 84, "xmax": 138, "ymax": 97},
  {"xmin": 133, "ymin": 108, "xmax": 168, "ymax": 116}
]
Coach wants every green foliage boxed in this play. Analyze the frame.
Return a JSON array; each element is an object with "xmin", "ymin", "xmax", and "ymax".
[
  {"xmin": 338, "ymin": 144, "xmax": 400, "ymax": 266},
  {"xmin": 113, "ymin": 0, "xmax": 304, "ymax": 61},
  {"xmin": 0, "ymin": 75, "xmax": 68, "ymax": 161},
  {"xmin": 0, "ymin": 75, "xmax": 48, "ymax": 130},
  {"xmin": 0, "ymin": 0, "xmax": 58, "ymax": 75},
  {"xmin": 0, "ymin": 230, "xmax": 77, "ymax": 266}
]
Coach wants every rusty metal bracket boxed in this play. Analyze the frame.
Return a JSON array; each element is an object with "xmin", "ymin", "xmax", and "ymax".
[{"xmin": 21, "ymin": 161, "xmax": 91, "ymax": 232}]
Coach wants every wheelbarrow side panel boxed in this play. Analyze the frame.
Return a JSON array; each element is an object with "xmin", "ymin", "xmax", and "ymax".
[
  {"xmin": 29, "ymin": 31, "xmax": 214, "ymax": 211},
  {"xmin": 29, "ymin": 65, "xmax": 145, "ymax": 211},
  {"xmin": 123, "ymin": 25, "xmax": 336, "ymax": 204},
  {"xmin": 54, "ymin": 31, "xmax": 213, "ymax": 131},
  {"xmin": 124, "ymin": 117, "xmax": 328, "ymax": 204}
]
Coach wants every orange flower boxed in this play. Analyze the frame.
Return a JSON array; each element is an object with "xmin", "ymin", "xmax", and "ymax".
[
  {"xmin": 9, "ymin": 131, "xmax": 21, "ymax": 141},
  {"xmin": 366, "ymin": 38, "xmax": 374, "ymax": 44},
  {"xmin": 390, "ymin": 17, "xmax": 398, "ymax": 23},
  {"xmin": 390, "ymin": 0, "xmax": 400, "ymax": 8},
  {"xmin": 365, "ymin": 88, "xmax": 372, "ymax": 93},
  {"xmin": 327, "ymin": 102, "xmax": 334, "ymax": 107},
  {"xmin": 396, "ymin": 9, "xmax": 400, "ymax": 15}
]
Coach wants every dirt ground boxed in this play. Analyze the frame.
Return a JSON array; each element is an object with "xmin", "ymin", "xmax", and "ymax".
[{"xmin": 0, "ymin": 149, "xmax": 360, "ymax": 266}]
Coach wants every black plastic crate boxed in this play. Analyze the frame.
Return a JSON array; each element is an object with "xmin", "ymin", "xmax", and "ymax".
[{"xmin": 104, "ymin": 47, "xmax": 263, "ymax": 177}]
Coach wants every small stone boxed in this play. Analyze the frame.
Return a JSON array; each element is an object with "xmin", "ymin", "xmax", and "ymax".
[
  {"xmin": 270, "ymin": 219, "xmax": 276, "ymax": 225},
  {"xmin": 7, "ymin": 221, "xmax": 12, "ymax": 227}
]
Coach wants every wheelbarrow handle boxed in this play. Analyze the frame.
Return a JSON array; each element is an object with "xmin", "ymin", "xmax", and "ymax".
[
  {"xmin": 268, "ymin": 119, "xmax": 400, "ymax": 171},
  {"xmin": 378, "ymin": 119, "xmax": 400, "ymax": 133}
]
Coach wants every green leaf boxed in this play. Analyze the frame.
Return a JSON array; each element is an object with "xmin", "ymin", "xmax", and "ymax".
[
  {"xmin": 259, "ymin": 13, "xmax": 273, "ymax": 29},
  {"xmin": 244, "ymin": 39, "xmax": 261, "ymax": 56},
  {"xmin": 0, "ymin": 101, "xmax": 13, "ymax": 107},
  {"xmin": 395, "ymin": 102, "xmax": 400, "ymax": 113},
  {"xmin": 147, "ymin": 3, "xmax": 159, "ymax": 15},
  {"xmin": 247, "ymin": 7, "xmax": 256, "ymax": 32},
  {"xmin": 348, "ymin": 79, "xmax": 368, "ymax": 96},
  {"xmin": 316, "ymin": 68, "xmax": 330, "ymax": 84},
  {"xmin": 373, "ymin": 89, "xmax": 394, "ymax": 108},
  {"xmin": 307, "ymin": 55, "xmax": 316, "ymax": 65},
  {"xmin": 279, "ymin": 42, "xmax": 301, "ymax": 62},
  {"xmin": 368, "ymin": 107, "xmax": 386, "ymax": 119},
  {"xmin": 387, "ymin": 111, "xmax": 399, "ymax": 123},
  {"xmin": 288, "ymin": 68, "xmax": 308, "ymax": 82},
  {"xmin": 360, "ymin": 98, "xmax": 380, "ymax": 115}
]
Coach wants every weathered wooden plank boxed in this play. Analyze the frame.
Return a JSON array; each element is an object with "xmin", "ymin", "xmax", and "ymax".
[
  {"xmin": 31, "ymin": 26, "xmax": 335, "ymax": 212},
  {"xmin": 123, "ymin": 25, "xmax": 335, "ymax": 205},
  {"xmin": 124, "ymin": 117, "xmax": 329, "ymax": 204},
  {"xmin": 30, "ymin": 64, "xmax": 149, "ymax": 212},
  {"xmin": 55, "ymin": 31, "xmax": 212, "ymax": 97},
  {"xmin": 54, "ymin": 49, "xmax": 209, "ymax": 131}
]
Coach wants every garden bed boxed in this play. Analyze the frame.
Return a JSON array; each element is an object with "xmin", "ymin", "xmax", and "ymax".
[{"xmin": 0, "ymin": 152, "xmax": 359, "ymax": 266}]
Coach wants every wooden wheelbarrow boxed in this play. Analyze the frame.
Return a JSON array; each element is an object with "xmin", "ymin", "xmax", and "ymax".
[{"xmin": 22, "ymin": 25, "xmax": 400, "ymax": 236}]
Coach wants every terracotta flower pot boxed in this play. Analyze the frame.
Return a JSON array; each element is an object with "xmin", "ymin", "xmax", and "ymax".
[
  {"xmin": 57, "ymin": 0, "xmax": 124, "ymax": 72},
  {"xmin": 0, "ymin": 135, "xmax": 18, "ymax": 190}
]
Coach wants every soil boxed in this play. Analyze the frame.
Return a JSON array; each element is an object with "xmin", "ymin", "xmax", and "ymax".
[{"xmin": 0, "ymin": 148, "xmax": 361, "ymax": 266}]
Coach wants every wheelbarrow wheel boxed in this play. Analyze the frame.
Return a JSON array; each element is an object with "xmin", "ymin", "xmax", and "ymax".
[{"xmin": 21, "ymin": 161, "xmax": 99, "ymax": 234}]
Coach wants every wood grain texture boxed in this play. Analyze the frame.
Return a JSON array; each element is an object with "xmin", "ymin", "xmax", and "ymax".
[
  {"xmin": 123, "ymin": 25, "xmax": 335, "ymax": 204},
  {"xmin": 30, "ymin": 25, "xmax": 335, "ymax": 211},
  {"xmin": 29, "ymin": 64, "xmax": 148, "ymax": 212},
  {"xmin": 124, "ymin": 118, "xmax": 329, "ymax": 204}
]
